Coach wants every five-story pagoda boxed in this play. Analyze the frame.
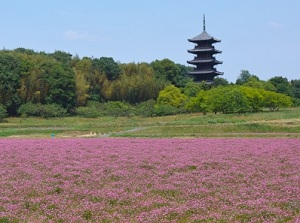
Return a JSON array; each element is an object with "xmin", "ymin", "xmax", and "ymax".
[{"xmin": 187, "ymin": 15, "xmax": 223, "ymax": 83}]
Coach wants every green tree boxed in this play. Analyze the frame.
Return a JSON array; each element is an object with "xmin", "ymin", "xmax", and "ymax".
[
  {"xmin": 212, "ymin": 77, "xmax": 229, "ymax": 87},
  {"xmin": 175, "ymin": 63, "xmax": 193, "ymax": 87},
  {"xmin": 74, "ymin": 69, "xmax": 90, "ymax": 106},
  {"xmin": 207, "ymin": 86, "xmax": 249, "ymax": 114},
  {"xmin": 151, "ymin": 59, "xmax": 182, "ymax": 86},
  {"xmin": 74, "ymin": 57, "xmax": 107, "ymax": 102},
  {"xmin": 185, "ymin": 90, "xmax": 209, "ymax": 114},
  {"xmin": 268, "ymin": 76, "xmax": 292, "ymax": 96},
  {"xmin": 183, "ymin": 81, "xmax": 202, "ymax": 97},
  {"xmin": 291, "ymin": 79, "xmax": 300, "ymax": 98},
  {"xmin": 50, "ymin": 51, "xmax": 73, "ymax": 66},
  {"xmin": 92, "ymin": 57, "xmax": 121, "ymax": 80},
  {"xmin": 44, "ymin": 63, "xmax": 76, "ymax": 111},
  {"xmin": 236, "ymin": 70, "xmax": 257, "ymax": 85},
  {"xmin": 0, "ymin": 53, "xmax": 22, "ymax": 115},
  {"xmin": 239, "ymin": 86, "xmax": 264, "ymax": 112},
  {"xmin": 109, "ymin": 62, "xmax": 165, "ymax": 103},
  {"xmin": 157, "ymin": 85, "xmax": 187, "ymax": 108},
  {"xmin": 262, "ymin": 91, "xmax": 293, "ymax": 111}
]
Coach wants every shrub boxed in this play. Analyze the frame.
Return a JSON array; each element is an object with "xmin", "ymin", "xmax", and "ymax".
[
  {"xmin": 292, "ymin": 97, "xmax": 300, "ymax": 107},
  {"xmin": 102, "ymin": 101, "xmax": 134, "ymax": 117},
  {"xmin": 135, "ymin": 99, "xmax": 156, "ymax": 117},
  {"xmin": 0, "ymin": 104, "xmax": 7, "ymax": 121},
  {"xmin": 18, "ymin": 103, "xmax": 67, "ymax": 118},
  {"xmin": 75, "ymin": 106, "xmax": 101, "ymax": 118},
  {"xmin": 154, "ymin": 104, "xmax": 182, "ymax": 116}
]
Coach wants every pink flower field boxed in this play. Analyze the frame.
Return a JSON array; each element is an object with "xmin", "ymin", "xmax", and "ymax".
[{"xmin": 0, "ymin": 138, "xmax": 299, "ymax": 222}]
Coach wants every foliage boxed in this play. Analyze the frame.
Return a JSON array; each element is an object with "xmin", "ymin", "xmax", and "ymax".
[
  {"xmin": 240, "ymin": 86, "xmax": 264, "ymax": 112},
  {"xmin": 208, "ymin": 86, "xmax": 249, "ymax": 114},
  {"xmin": 92, "ymin": 57, "xmax": 121, "ymax": 80},
  {"xmin": 262, "ymin": 91, "xmax": 293, "ymax": 111},
  {"xmin": 0, "ymin": 48, "xmax": 298, "ymax": 118},
  {"xmin": 211, "ymin": 77, "xmax": 230, "ymax": 87},
  {"xmin": 243, "ymin": 77, "xmax": 276, "ymax": 91},
  {"xmin": 18, "ymin": 103, "xmax": 67, "ymax": 118},
  {"xmin": 157, "ymin": 85, "xmax": 187, "ymax": 108},
  {"xmin": 185, "ymin": 90, "xmax": 209, "ymax": 114},
  {"xmin": 0, "ymin": 53, "xmax": 22, "ymax": 116},
  {"xmin": 135, "ymin": 99, "xmax": 156, "ymax": 117},
  {"xmin": 101, "ymin": 101, "xmax": 134, "ymax": 117},
  {"xmin": 183, "ymin": 81, "xmax": 203, "ymax": 97},
  {"xmin": 291, "ymin": 79, "xmax": 300, "ymax": 100},
  {"xmin": 74, "ymin": 69, "xmax": 90, "ymax": 106},
  {"xmin": 108, "ymin": 63, "xmax": 165, "ymax": 103},
  {"xmin": 236, "ymin": 70, "xmax": 257, "ymax": 85},
  {"xmin": 153, "ymin": 104, "xmax": 183, "ymax": 116},
  {"xmin": 50, "ymin": 51, "xmax": 73, "ymax": 66},
  {"xmin": 42, "ymin": 63, "xmax": 76, "ymax": 111},
  {"xmin": 269, "ymin": 76, "xmax": 292, "ymax": 96},
  {"xmin": 76, "ymin": 101, "xmax": 135, "ymax": 117},
  {"xmin": 186, "ymin": 85, "xmax": 293, "ymax": 114},
  {"xmin": 0, "ymin": 104, "xmax": 7, "ymax": 121},
  {"xmin": 75, "ymin": 106, "xmax": 101, "ymax": 118},
  {"xmin": 151, "ymin": 59, "xmax": 190, "ymax": 87}
]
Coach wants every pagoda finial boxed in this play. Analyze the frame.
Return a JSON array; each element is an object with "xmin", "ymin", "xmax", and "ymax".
[{"xmin": 203, "ymin": 14, "xmax": 206, "ymax": 31}]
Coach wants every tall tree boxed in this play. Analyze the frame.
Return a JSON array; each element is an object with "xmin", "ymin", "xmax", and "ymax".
[
  {"xmin": 268, "ymin": 76, "xmax": 292, "ymax": 96},
  {"xmin": 92, "ymin": 57, "xmax": 121, "ymax": 80},
  {"xmin": 45, "ymin": 63, "xmax": 76, "ymax": 111},
  {"xmin": 151, "ymin": 59, "xmax": 183, "ymax": 86},
  {"xmin": 0, "ymin": 53, "xmax": 22, "ymax": 115},
  {"xmin": 236, "ymin": 70, "xmax": 258, "ymax": 85},
  {"xmin": 108, "ymin": 62, "xmax": 165, "ymax": 103},
  {"xmin": 291, "ymin": 79, "xmax": 300, "ymax": 99}
]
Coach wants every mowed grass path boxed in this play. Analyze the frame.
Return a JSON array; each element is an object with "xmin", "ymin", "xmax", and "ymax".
[
  {"xmin": 1, "ymin": 108, "xmax": 300, "ymax": 138},
  {"xmin": 0, "ymin": 138, "xmax": 299, "ymax": 222}
]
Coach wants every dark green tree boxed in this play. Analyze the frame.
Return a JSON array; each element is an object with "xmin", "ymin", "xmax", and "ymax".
[
  {"xmin": 50, "ymin": 50, "xmax": 73, "ymax": 66},
  {"xmin": 212, "ymin": 77, "xmax": 229, "ymax": 87},
  {"xmin": 183, "ymin": 81, "xmax": 202, "ymax": 97},
  {"xmin": 151, "ymin": 59, "xmax": 182, "ymax": 86},
  {"xmin": 268, "ymin": 76, "xmax": 292, "ymax": 96},
  {"xmin": 92, "ymin": 57, "xmax": 121, "ymax": 80},
  {"xmin": 44, "ymin": 64, "xmax": 76, "ymax": 111},
  {"xmin": 236, "ymin": 70, "xmax": 258, "ymax": 85},
  {"xmin": 291, "ymin": 79, "xmax": 300, "ymax": 98},
  {"xmin": 0, "ymin": 53, "xmax": 22, "ymax": 115}
]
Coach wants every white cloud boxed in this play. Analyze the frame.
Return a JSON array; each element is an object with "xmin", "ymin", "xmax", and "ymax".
[
  {"xmin": 269, "ymin": 22, "xmax": 284, "ymax": 31},
  {"xmin": 64, "ymin": 31, "xmax": 88, "ymax": 40}
]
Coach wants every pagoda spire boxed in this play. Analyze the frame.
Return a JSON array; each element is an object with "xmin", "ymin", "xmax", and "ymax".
[{"xmin": 203, "ymin": 14, "xmax": 206, "ymax": 31}]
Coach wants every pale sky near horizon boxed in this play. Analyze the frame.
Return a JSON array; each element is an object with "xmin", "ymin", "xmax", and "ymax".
[{"xmin": 1, "ymin": 0, "xmax": 300, "ymax": 82}]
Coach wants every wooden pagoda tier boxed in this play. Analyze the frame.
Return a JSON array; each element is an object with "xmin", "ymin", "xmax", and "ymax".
[{"xmin": 187, "ymin": 18, "xmax": 223, "ymax": 82}]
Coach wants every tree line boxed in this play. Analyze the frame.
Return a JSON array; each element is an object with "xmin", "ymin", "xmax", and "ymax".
[{"xmin": 0, "ymin": 48, "xmax": 299, "ymax": 119}]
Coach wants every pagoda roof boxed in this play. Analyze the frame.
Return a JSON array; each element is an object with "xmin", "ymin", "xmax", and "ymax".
[
  {"xmin": 189, "ymin": 70, "xmax": 224, "ymax": 75},
  {"xmin": 187, "ymin": 59, "xmax": 222, "ymax": 65},
  {"xmin": 188, "ymin": 31, "xmax": 220, "ymax": 43},
  {"xmin": 188, "ymin": 48, "xmax": 222, "ymax": 54}
]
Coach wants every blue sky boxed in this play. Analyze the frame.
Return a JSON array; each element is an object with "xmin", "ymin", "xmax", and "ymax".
[{"xmin": 1, "ymin": 0, "xmax": 300, "ymax": 82}]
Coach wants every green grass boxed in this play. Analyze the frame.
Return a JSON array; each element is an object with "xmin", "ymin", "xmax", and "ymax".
[{"xmin": 1, "ymin": 107, "xmax": 300, "ymax": 138}]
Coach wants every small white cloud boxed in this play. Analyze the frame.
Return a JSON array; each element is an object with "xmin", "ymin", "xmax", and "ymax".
[
  {"xmin": 64, "ymin": 30, "xmax": 88, "ymax": 40},
  {"xmin": 269, "ymin": 22, "xmax": 284, "ymax": 31}
]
